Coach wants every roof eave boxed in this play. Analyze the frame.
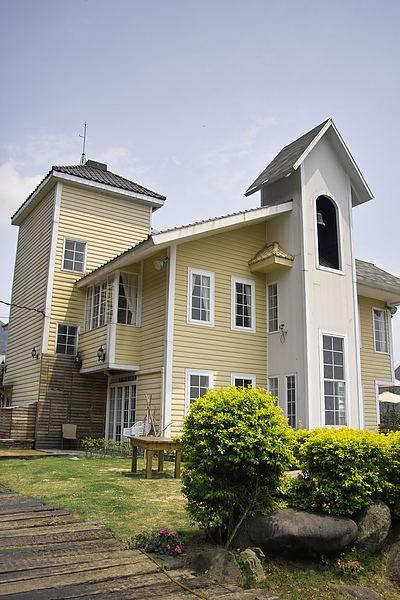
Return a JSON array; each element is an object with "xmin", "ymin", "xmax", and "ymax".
[
  {"xmin": 76, "ymin": 201, "xmax": 293, "ymax": 287},
  {"xmin": 357, "ymin": 280, "xmax": 400, "ymax": 306},
  {"xmin": 11, "ymin": 170, "xmax": 165, "ymax": 226}
]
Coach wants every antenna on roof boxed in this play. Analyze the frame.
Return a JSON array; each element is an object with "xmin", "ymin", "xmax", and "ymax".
[{"xmin": 79, "ymin": 120, "xmax": 87, "ymax": 165}]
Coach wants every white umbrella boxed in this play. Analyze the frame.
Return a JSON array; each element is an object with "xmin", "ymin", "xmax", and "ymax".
[{"xmin": 379, "ymin": 391, "xmax": 400, "ymax": 403}]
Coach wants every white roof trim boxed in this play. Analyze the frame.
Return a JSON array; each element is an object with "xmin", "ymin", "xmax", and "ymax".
[
  {"xmin": 77, "ymin": 201, "xmax": 293, "ymax": 287},
  {"xmin": 292, "ymin": 119, "xmax": 332, "ymax": 170},
  {"xmin": 52, "ymin": 172, "xmax": 165, "ymax": 207},
  {"xmin": 11, "ymin": 171, "xmax": 164, "ymax": 226}
]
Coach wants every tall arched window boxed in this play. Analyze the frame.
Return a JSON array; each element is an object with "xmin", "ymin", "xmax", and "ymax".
[{"xmin": 316, "ymin": 196, "xmax": 340, "ymax": 270}]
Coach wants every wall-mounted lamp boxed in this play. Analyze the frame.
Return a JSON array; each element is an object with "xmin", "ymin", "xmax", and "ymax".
[
  {"xmin": 279, "ymin": 324, "xmax": 288, "ymax": 344},
  {"xmin": 31, "ymin": 347, "xmax": 39, "ymax": 359},
  {"xmin": 386, "ymin": 305, "xmax": 398, "ymax": 318},
  {"xmin": 97, "ymin": 346, "xmax": 106, "ymax": 362},
  {"xmin": 153, "ymin": 257, "xmax": 169, "ymax": 271},
  {"xmin": 317, "ymin": 212, "xmax": 326, "ymax": 227},
  {"xmin": 75, "ymin": 352, "xmax": 82, "ymax": 367}
]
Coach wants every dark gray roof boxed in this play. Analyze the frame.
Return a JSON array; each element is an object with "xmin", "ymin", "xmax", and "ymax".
[
  {"xmin": 52, "ymin": 164, "xmax": 166, "ymax": 200},
  {"xmin": 11, "ymin": 161, "xmax": 166, "ymax": 221},
  {"xmin": 356, "ymin": 260, "xmax": 400, "ymax": 294},
  {"xmin": 245, "ymin": 119, "xmax": 330, "ymax": 196}
]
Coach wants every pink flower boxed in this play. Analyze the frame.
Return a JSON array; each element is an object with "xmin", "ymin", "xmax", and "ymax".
[
  {"xmin": 167, "ymin": 545, "xmax": 170, "ymax": 550},
  {"xmin": 175, "ymin": 545, "xmax": 182, "ymax": 554}
]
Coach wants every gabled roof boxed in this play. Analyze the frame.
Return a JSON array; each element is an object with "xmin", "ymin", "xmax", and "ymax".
[
  {"xmin": 48, "ymin": 163, "xmax": 166, "ymax": 200},
  {"xmin": 245, "ymin": 119, "xmax": 373, "ymax": 206},
  {"xmin": 356, "ymin": 259, "xmax": 400, "ymax": 306},
  {"xmin": 11, "ymin": 161, "xmax": 166, "ymax": 225},
  {"xmin": 245, "ymin": 120, "xmax": 330, "ymax": 194}
]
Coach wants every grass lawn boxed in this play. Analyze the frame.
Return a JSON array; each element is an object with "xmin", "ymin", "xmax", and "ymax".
[
  {"xmin": 1, "ymin": 455, "xmax": 399, "ymax": 600},
  {"xmin": 0, "ymin": 454, "xmax": 196, "ymax": 544}
]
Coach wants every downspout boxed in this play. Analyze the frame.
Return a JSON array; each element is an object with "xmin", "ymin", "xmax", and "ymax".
[{"xmin": 164, "ymin": 245, "xmax": 177, "ymax": 437}]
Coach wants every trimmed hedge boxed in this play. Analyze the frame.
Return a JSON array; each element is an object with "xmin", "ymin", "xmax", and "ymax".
[{"xmin": 280, "ymin": 427, "xmax": 400, "ymax": 518}]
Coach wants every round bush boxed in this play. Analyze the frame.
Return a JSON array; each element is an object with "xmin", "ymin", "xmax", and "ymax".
[
  {"xmin": 287, "ymin": 427, "xmax": 389, "ymax": 515},
  {"xmin": 180, "ymin": 386, "xmax": 295, "ymax": 545}
]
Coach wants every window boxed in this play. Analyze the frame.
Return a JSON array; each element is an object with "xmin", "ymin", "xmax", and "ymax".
[
  {"xmin": 267, "ymin": 283, "xmax": 278, "ymax": 332},
  {"xmin": 373, "ymin": 309, "xmax": 388, "ymax": 353},
  {"xmin": 118, "ymin": 273, "xmax": 139, "ymax": 325},
  {"xmin": 286, "ymin": 375, "xmax": 296, "ymax": 428},
  {"xmin": 316, "ymin": 196, "xmax": 340, "ymax": 271},
  {"xmin": 231, "ymin": 277, "xmax": 255, "ymax": 332},
  {"xmin": 56, "ymin": 323, "xmax": 78, "ymax": 355},
  {"xmin": 323, "ymin": 335, "xmax": 346, "ymax": 426},
  {"xmin": 107, "ymin": 375, "xmax": 136, "ymax": 441},
  {"xmin": 187, "ymin": 268, "xmax": 214, "ymax": 326},
  {"xmin": 85, "ymin": 272, "xmax": 139, "ymax": 331},
  {"xmin": 185, "ymin": 369, "xmax": 213, "ymax": 414},
  {"xmin": 85, "ymin": 276, "xmax": 114, "ymax": 330},
  {"xmin": 231, "ymin": 373, "xmax": 256, "ymax": 388},
  {"xmin": 62, "ymin": 238, "xmax": 87, "ymax": 272},
  {"xmin": 268, "ymin": 377, "xmax": 279, "ymax": 401}
]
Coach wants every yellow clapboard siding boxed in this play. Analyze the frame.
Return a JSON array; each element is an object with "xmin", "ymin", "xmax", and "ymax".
[
  {"xmin": 47, "ymin": 182, "xmax": 151, "ymax": 354},
  {"xmin": 78, "ymin": 326, "xmax": 108, "ymax": 369},
  {"xmin": 139, "ymin": 253, "xmax": 167, "ymax": 370},
  {"xmin": 170, "ymin": 223, "xmax": 268, "ymax": 435},
  {"xmin": 114, "ymin": 324, "xmax": 141, "ymax": 365},
  {"xmin": 359, "ymin": 296, "xmax": 392, "ymax": 430},
  {"xmin": 136, "ymin": 371, "xmax": 162, "ymax": 433},
  {"xmin": 4, "ymin": 189, "xmax": 55, "ymax": 404}
]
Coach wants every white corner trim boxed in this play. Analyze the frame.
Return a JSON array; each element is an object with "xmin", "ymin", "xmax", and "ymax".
[
  {"xmin": 41, "ymin": 182, "xmax": 62, "ymax": 353},
  {"xmin": 164, "ymin": 244, "xmax": 176, "ymax": 437}
]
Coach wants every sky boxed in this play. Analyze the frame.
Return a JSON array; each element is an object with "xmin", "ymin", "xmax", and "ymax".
[{"xmin": 0, "ymin": 0, "xmax": 399, "ymax": 374}]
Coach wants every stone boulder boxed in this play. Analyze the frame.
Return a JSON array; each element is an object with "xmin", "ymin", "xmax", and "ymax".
[
  {"xmin": 354, "ymin": 501, "xmax": 391, "ymax": 555},
  {"xmin": 239, "ymin": 548, "xmax": 265, "ymax": 582},
  {"xmin": 386, "ymin": 538, "xmax": 400, "ymax": 583},
  {"xmin": 190, "ymin": 548, "xmax": 243, "ymax": 585},
  {"xmin": 329, "ymin": 584, "xmax": 383, "ymax": 599},
  {"xmin": 232, "ymin": 509, "xmax": 358, "ymax": 556}
]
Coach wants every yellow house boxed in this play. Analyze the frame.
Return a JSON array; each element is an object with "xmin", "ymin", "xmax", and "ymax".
[{"xmin": 1, "ymin": 121, "xmax": 400, "ymax": 447}]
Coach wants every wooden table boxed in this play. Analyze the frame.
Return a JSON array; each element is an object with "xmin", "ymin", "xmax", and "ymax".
[{"xmin": 130, "ymin": 436, "xmax": 183, "ymax": 479}]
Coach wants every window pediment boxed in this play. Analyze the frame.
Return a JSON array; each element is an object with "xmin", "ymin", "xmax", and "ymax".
[{"xmin": 248, "ymin": 241, "xmax": 294, "ymax": 274}]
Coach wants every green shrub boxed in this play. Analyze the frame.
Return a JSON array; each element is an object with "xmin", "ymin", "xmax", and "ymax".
[
  {"xmin": 180, "ymin": 386, "xmax": 295, "ymax": 546},
  {"xmin": 81, "ymin": 437, "xmax": 131, "ymax": 458},
  {"xmin": 381, "ymin": 431, "xmax": 400, "ymax": 518},
  {"xmin": 284, "ymin": 428, "xmax": 389, "ymax": 515}
]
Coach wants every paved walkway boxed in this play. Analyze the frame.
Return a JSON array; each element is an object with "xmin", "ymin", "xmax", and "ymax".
[{"xmin": 0, "ymin": 488, "xmax": 277, "ymax": 600}]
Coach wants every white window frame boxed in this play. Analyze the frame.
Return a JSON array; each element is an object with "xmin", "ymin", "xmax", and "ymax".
[
  {"xmin": 231, "ymin": 277, "xmax": 256, "ymax": 333},
  {"xmin": 231, "ymin": 373, "xmax": 256, "ymax": 388},
  {"xmin": 267, "ymin": 282, "xmax": 278, "ymax": 333},
  {"xmin": 85, "ymin": 271, "xmax": 140, "ymax": 331},
  {"xmin": 321, "ymin": 333, "xmax": 347, "ymax": 427},
  {"xmin": 373, "ymin": 308, "xmax": 389, "ymax": 354},
  {"xmin": 314, "ymin": 195, "xmax": 344, "ymax": 274},
  {"xmin": 106, "ymin": 375, "xmax": 137, "ymax": 442},
  {"xmin": 117, "ymin": 272, "xmax": 140, "ymax": 326},
  {"xmin": 187, "ymin": 268, "xmax": 215, "ymax": 327},
  {"xmin": 55, "ymin": 322, "xmax": 79, "ymax": 356},
  {"xmin": 268, "ymin": 376, "xmax": 279, "ymax": 401},
  {"xmin": 285, "ymin": 374, "xmax": 296, "ymax": 428},
  {"xmin": 185, "ymin": 369, "xmax": 214, "ymax": 415},
  {"xmin": 62, "ymin": 238, "xmax": 87, "ymax": 273}
]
